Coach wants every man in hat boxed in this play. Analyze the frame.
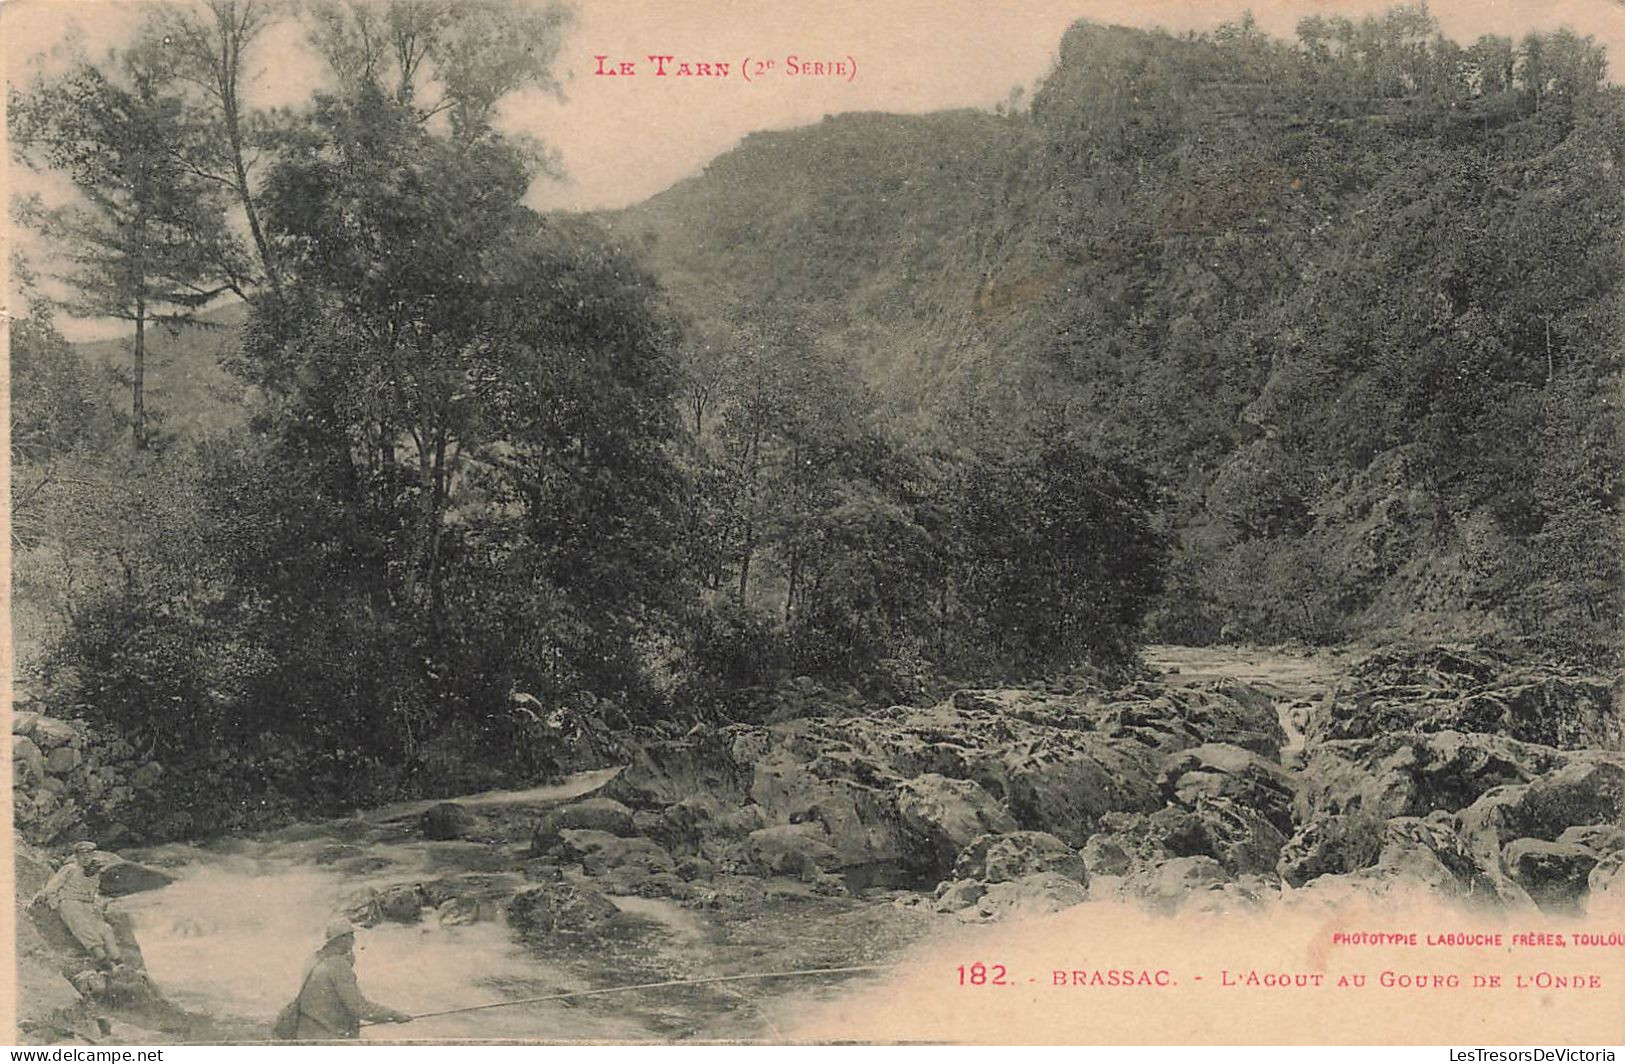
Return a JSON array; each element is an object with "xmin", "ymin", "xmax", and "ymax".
[
  {"xmin": 36, "ymin": 841, "xmax": 122, "ymax": 970},
  {"xmin": 289, "ymin": 918, "xmax": 412, "ymax": 1040}
]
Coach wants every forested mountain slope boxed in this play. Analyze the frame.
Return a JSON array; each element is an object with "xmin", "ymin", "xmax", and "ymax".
[{"xmin": 606, "ymin": 14, "xmax": 1624, "ymax": 660}]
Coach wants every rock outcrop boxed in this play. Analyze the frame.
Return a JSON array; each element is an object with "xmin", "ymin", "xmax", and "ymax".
[
  {"xmin": 543, "ymin": 647, "xmax": 1621, "ymax": 919},
  {"xmin": 1281, "ymin": 647, "xmax": 1623, "ymax": 912},
  {"xmin": 12, "ymin": 708, "xmax": 164, "ymax": 849}
]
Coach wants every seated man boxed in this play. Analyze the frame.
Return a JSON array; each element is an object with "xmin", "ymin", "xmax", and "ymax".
[{"xmin": 36, "ymin": 841, "xmax": 122, "ymax": 970}]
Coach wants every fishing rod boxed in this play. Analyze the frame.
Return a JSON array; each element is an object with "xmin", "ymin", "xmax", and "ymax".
[{"xmin": 362, "ymin": 963, "xmax": 894, "ymax": 1026}]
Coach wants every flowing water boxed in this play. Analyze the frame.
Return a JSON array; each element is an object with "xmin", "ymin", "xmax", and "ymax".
[
  {"xmin": 106, "ymin": 649, "xmax": 1350, "ymax": 1042},
  {"xmin": 111, "ymin": 767, "xmax": 926, "ymax": 1042}
]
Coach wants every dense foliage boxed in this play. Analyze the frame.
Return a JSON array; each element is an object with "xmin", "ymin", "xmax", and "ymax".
[
  {"xmin": 11, "ymin": 3, "xmax": 1620, "ymax": 841},
  {"xmin": 630, "ymin": 8, "xmax": 1625, "ymax": 665}
]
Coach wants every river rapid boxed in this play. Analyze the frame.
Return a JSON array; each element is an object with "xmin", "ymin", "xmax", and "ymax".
[{"xmin": 115, "ymin": 770, "xmax": 921, "ymax": 1042}]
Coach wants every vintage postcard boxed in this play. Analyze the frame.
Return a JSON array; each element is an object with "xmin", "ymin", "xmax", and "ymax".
[{"xmin": 3, "ymin": 0, "xmax": 1624, "ymax": 1046}]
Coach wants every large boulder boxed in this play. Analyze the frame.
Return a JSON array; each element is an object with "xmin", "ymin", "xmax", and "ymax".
[
  {"xmin": 530, "ymin": 798, "xmax": 636, "ymax": 854},
  {"xmin": 743, "ymin": 823, "xmax": 839, "ymax": 878},
  {"xmin": 1587, "ymin": 852, "xmax": 1625, "ymax": 901},
  {"xmin": 506, "ymin": 881, "xmax": 619, "ymax": 937},
  {"xmin": 647, "ymin": 794, "xmax": 768, "ymax": 853},
  {"xmin": 1277, "ymin": 813, "xmax": 1388, "ymax": 886},
  {"xmin": 953, "ymin": 831, "xmax": 1088, "ymax": 885},
  {"xmin": 1165, "ymin": 799, "xmax": 1288, "ymax": 875},
  {"xmin": 96, "ymin": 858, "xmax": 176, "ymax": 897},
  {"xmin": 896, "ymin": 774, "xmax": 1015, "ymax": 873},
  {"xmin": 1082, "ymin": 798, "xmax": 1287, "ymax": 880},
  {"xmin": 18, "ymin": 716, "xmax": 80, "ymax": 750},
  {"xmin": 749, "ymin": 757, "xmax": 905, "ymax": 866},
  {"xmin": 1288, "ymin": 814, "xmax": 1500, "ymax": 901},
  {"xmin": 984, "ymin": 735, "xmax": 1162, "ymax": 846},
  {"xmin": 603, "ymin": 725, "xmax": 769, "ymax": 808},
  {"xmin": 1160, "ymin": 743, "xmax": 1297, "ymax": 833},
  {"xmin": 1312, "ymin": 648, "xmax": 1619, "ymax": 751},
  {"xmin": 420, "ymin": 802, "xmax": 480, "ymax": 841},
  {"xmin": 1503, "ymin": 838, "xmax": 1598, "ymax": 910},
  {"xmin": 554, "ymin": 829, "xmax": 676, "ymax": 879},
  {"xmin": 1123, "ymin": 855, "xmax": 1230, "ymax": 911},
  {"xmin": 1297, "ymin": 731, "xmax": 1567, "ymax": 822},
  {"xmin": 969, "ymin": 872, "xmax": 1090, "ymax": 921},
  {"xmin": 1458, "ymin": 758, "xmax": 1625, "ymax": 851},
  {"xmin": 13, "ymin": 735, "xmax": 46, "ymax": 784}
]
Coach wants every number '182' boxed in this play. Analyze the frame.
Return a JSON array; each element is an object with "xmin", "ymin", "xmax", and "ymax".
[{"xmin": 958, "ymin": 962, "xmax": 1008, "ymax": 985}]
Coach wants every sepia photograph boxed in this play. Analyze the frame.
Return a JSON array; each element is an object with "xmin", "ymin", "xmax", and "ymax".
[{"xmin": 3, "ymin": 0, "xmax": 1624, "ymax": 1046}]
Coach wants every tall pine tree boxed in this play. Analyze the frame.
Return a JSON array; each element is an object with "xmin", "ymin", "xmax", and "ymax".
[{"xmin": 11, "ymin": 53, "xmax": 240, "ymax": 449}]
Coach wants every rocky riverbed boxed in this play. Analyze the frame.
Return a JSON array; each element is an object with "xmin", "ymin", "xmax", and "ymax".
[{"xmin": 15, "ymin": 644, "xmax": 1624, "ymax": 1043}]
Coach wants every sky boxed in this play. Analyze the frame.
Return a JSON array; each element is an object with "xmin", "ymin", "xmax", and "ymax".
[{"xmin": 6, "ymin": 0, "xmax": 1625, "ymax": 337}]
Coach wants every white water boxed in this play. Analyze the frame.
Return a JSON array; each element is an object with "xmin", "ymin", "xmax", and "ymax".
[{"xmin": 117, "ymin": 768, "xmax": 670, "ymax": 1041}]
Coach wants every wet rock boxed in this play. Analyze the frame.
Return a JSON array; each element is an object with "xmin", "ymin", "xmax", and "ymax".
[
  {"xmin": 1503, "ymin": 839, "xmax": 1598, "ymax": 910},
  {"xmin": 1297, "ymin": 731, "xmax": 1567, "ymax": 822},
  {"xmin": 13, "ymin": 735, "xmax": 46, "ymax": 783},
  {"xmin": 1291, "ymin": 814, "xmax": 1498, "ymax": 901},
  {"xmin": 599, "ymin": 679, "xmax": 1278, "ymax": 876},
  {"xmin": 744, "ymin": 823, "xmax": 839, "ymax": 878},
  {"xmin": 932, "ymin": 878, "xmax": 987, "ymax": 912},
  {"xmin": 603, "ymin": 725, "xmax": 769, "ymax": 808},
  {"xmin": 1175, "ymin": 799, "xmax": 1288, "ymax": 874},
  {"xmin": 970, "ymin": 872, "xmax": 1090, "ymax": 921},
  {"xmin": 506, "ymin": 881, "xmax": 619, "ymax": 937},
  {"xmin": 1277, "ymin": 813, "xmax": 1387, "ymax": 886},
  {"xmin": 1587, "ymin": 852, "xmax": 1625, "ymax": 900},
  {"xmin": 896, "ymin": 774, "xmax": 1016, "ymax": 873},
  {"xmin": 648, "ymin": 795, "xmax": 767, "ymax": 853},
  {"xmin": 530, "ymin": 798, "xmax": 637, "ymax": 854},
  {"xmin": 1124, "ymin": 855, "xmax": 1229, "ymax": 911},
  {"xmin": 1314, "ymin": 647, "xmax": 1619, "ymax": 751},
  {"xmin": 420, "ymin": 802, "xmax": 480, "ymax": 841},
  {"xmin": 953, "ymin": 831, "xmax": 1088, "ymax": 885},
  {"xmin": 420, "ymin": 874, "xmax": 522, "ymax": 925},
  {"xmin": 1095, "ymin": 684, "xmax": 1284, "ymax": 758},
  {"xmin": 991, "ymin": 736, "xmax": 1162, "ymax": 846},
  {"xmin": 750, "ymin": 758, "xmax": 905, "ymax": 866},
  {"xmin": 96, "ymin": 859, "xmax": 176, "ymax": 897},
  {"xmin": 1082, "ymin": 798, "xmax": 1286, "ymax": 879},
  {"xmin": 346, "ymin": 884, "xmax": 428, "ymax": 925},
  {"xmin": 1160, "ymin": 743, "xmax": 1296, "ymax": 833},
  {"xmin": 555, "ymin": 829, "xmax": 676, "ymax": 878},
  {"xmin": 1558, "ymin": 824, "xmax": 1625, "ymax": 856},
  {"xmin": 1378, "ymin": 815, "xmax": 1497, "ymax": 897},
  {"xmin": 1458, "ymin": 758, "xmax": 1625, "ymax": 850}
]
